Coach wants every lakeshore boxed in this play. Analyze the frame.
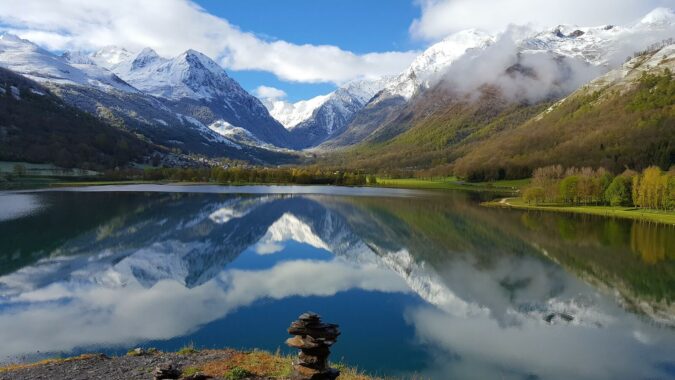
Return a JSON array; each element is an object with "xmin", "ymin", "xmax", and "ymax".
[
  {"xmin": 486, "ymin": 197, "xmax": 675, "ymax": 225},
  {"xmin": 0, "ymin": 349, "xmax": 373, "ymax": 380},
  {"xmin": 4, "ymin": 175, "xmax": 675, "ymax": 226}
]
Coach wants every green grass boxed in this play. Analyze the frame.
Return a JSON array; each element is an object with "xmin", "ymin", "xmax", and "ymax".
[
  {"xmin": 182, "ymin": 366, "xmax": 203, "ymax": 377},
  {"xmin": 177, "ymin": 342, "xmax": 199, "ymax": 355},
  {"xmin": 49, "ymin": 180, "xmax": 161, "ymax": 187},
  {"xmin": 486, "ymin": 197, "xmax": 675, "ymax": 225},
  {"xmin": 2, "ymin": 173, "xmax": 530, "ymax": 193},
  {"xmin": 375, "ymin": 176, "xmax": 529, "ymax": 192}
]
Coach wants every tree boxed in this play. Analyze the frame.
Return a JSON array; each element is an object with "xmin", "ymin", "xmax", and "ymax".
[
  {"xmin": 632, "ymin": 166, "xmax": 674, "ymax": 210},
  {"xmin": 638, "ymin": 166, "xmax": 664, "ymax": 209},
  {"xmin": 532, "ymin": 165, "xmax": 564, "ymax": 202},
  {"xmin": 605, "ymin": 176, "xmax": 632, "ymax": 206},
  {"xmin": 666, "ymin": 172, "xmax": 675, "ymax": 210},
  {"xmin": 632, "ymin": 175, "xmax": 641, "ymax": 206},
  {"xmin": 523, "ymin": 186, "xmax": 545, "ymax": 205},
  {"xmin": 559, "ymin": 176, "xmax": 580, "ymax": 204}
]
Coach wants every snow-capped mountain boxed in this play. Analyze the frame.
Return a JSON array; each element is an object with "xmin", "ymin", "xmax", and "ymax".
[
  {"xmin": 313, "ymin": 29, "xmax": 496, "ymax": 148},
  {"xmin": 519, "ymin": 7, "xmax": 675, "ymax": 67},
  {"xmin": 108, "ymin": 48, "xmax": 243, "ymax": 101},
  {"xmin": 265, "ymin": 94, "xmax": 331, "ymax": 130},
  {"xmin": 0, "ymin": 33, "xmax": 298, "ymax": 160},
  {"xmin": 90, "ymin": 46, "xmax": 293, "ymax": 148},
  {"xmin": 375, "ymin": 29, "xmax": 496, "ymax": 103},
  {"xmin": 316, "ymin": 8, "xmax": 674, "ymax": 148},
  {"xmin": 90, "ymin": 46, "xmax": 134, "ymax": 67},
  {"xmin": 263, "ymin": 77, "xmax": 391, "ymax": 149},
  {"xmin": 0, "ymin": 33, "xmax": 136, "ymax": 93}
]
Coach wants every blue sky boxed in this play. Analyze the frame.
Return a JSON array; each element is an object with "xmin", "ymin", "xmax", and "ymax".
[{"xmin": 194, "ymin": 0, "xmax": 425, "ymax": 101}]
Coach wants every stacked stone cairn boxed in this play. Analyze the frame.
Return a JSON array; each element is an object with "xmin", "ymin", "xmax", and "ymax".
[{"xmin": 286, "ymin": 312, "xmax": 341, "ymax": 380}]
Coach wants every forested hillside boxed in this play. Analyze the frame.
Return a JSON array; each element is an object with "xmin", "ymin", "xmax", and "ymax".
[
  {"xmin": 323, "ymin": 44, "xmax": 675, "ymax": 179},
  {"xmin": 0, "ymin": 67, "xmax": 154, "ymax": 169},
  {"xmin": 323, "ymin": 84, "xmax": 551, "ymax": 172},
  {"xmin": 454, "ymin": 64, "xmax": 674, "ymax": 180}
]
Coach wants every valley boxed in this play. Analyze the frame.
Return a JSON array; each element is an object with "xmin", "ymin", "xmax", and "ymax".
[
  {"xmin": 0, "ymin": 9, "xmax": 672, "ymax": 178},
  {"xmin": 0, "ymin": 4, "xmax": 674, "ymax": 379}
]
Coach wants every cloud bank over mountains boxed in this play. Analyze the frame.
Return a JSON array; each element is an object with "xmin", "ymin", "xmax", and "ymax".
[
  {"xmin": 410, "ymin": 0, "xmax": 672, "ymax": 40},
  {"xmin": 0, "ymin": 0, "xmax": 670, "ymax": 95}
]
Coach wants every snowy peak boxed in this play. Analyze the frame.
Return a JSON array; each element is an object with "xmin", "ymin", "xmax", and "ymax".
[
  {"xmin": 130, "ymin": 47, "xmax": 162, "ymax": 70},
  {"xmin": 0, "ymin": 33, "xmax": 23, "ymax": 43},
  {"xmin": 409, "ymin": 29, "xmax": 495, "ymax": 81},
  {"xmin": 0, "ymin": 33, "xmax": 135, "ymax": 92},
  {"xmin": 61, "ymin": 51, "xmax": 96, "ymax": 65},
  {"xmin": 341, "ymin": 76, "xmax": 393, "ymax": 103},
  {"xmin": 266, "ymin": 94, "xmax": 331, "ymax": 130},
  {"xmin": 521, "ymin": 8, "xmax": 674, "ymax": 66},
  {"xmin": 104, "ymin": 46, "xmax": 291, "ymax": 147},
  {"xmin": 266, "ymin": 76, "xmax": 389, "ymax": 131},
  {"xmin": 271, "ymin": 76, "xmax": 392, "ymax": 148},
  {"xmin": 90, "ymin": 46, "xmax": 132, "ymax": 68},
  {"xmin": 106, "ymin": 46, "xmax": 248, "ymax": 102},
  {"xmin": 639, "ymin": 7, "xmax": 674, "ymax": 27},
  {"xmin": 378, "ymin": 29, "xmax": 495, "ymax": 101},
  {"xmin": 178, "ymin": 49, "xmax": 226, "ymax": 77}
]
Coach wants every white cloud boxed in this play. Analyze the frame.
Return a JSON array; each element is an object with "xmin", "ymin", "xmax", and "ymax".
[
  {"xmin": 255, "ymin": 85, "xmax": 287, "ymax": 100},
  {"xmin": 407, "ymin": 306, "xmax": 671, "ymax": 379},
  {"xmin": 0, "ymin": 259, "xmax": 408, "ymax": 358},
  {"xmin": 0, "ymin": 0, "xmax": 418, "ymax": 84},
  {"xmin": 410, "ymin": 0, "xmax": 671, "ymax": 40}
]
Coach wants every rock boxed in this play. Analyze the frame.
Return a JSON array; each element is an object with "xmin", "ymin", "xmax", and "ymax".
[
  {"xmin": 181, "ymin": 372, "xmax": 210, "ymax": 380},
  {"xmin": 286, "ymin": 312, "xmax": 340, "ymax": 380},
  {"xmin": 153, "ymin": 362, "xmax": 181, "ymax": 379},
  {"xmin": 544, "ymin": 312, "xmax": 574, "ymax": 324}
]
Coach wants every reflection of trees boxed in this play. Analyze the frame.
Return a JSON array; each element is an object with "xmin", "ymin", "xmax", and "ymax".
[
  {"xmin": 0, "ymin": 192, "xmax": 171, "ymax": 276},
  {"xmin": 630, "ymin": 222, "xmax": 675, "ymax": 264},
  {"xmin": 501, "ymin": 210, "xmax": 675, "ymax": 323}
]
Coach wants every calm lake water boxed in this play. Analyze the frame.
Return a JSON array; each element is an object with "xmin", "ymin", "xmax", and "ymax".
[{"xmin": 1, "ymin": 185, "xmax": 674, "ymax": 379}]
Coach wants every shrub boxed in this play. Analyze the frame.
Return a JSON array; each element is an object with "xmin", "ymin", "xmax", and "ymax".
[{"xmin": 225, "ymin": 367, "xmax": 254, "ymax": 380}]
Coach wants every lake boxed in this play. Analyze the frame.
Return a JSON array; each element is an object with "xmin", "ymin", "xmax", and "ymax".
[{"xmin": 0, "ymin": 185, "xmax": 674, "ymax": 379}]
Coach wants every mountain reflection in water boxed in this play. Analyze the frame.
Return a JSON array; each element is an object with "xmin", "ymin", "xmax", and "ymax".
[{"xmin": 0, "ymin": 188, "xmax": 673, "ymax": 380}]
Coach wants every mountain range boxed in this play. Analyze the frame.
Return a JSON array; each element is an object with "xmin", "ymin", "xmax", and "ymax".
[{"xmin": 0, "ymin": 7, "xmax": 673, "ymax": 174}]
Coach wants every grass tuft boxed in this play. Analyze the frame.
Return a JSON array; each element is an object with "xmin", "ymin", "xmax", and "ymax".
[{"xmin": 178, "ymin": 342, "xmax": 199, "ymax": 355}]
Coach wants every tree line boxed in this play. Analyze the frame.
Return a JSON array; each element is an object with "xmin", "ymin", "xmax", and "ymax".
[
  {"xmin": 523, "ymin": 165, "xmax": 675, "ymax": 210},
  {"xmin": 103, "ymin": 166, "xmax": 377, "ymax": 186}
]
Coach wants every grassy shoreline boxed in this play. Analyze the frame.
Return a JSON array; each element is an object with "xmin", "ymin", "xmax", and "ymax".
[
  {"xmin": 2, "ymin": 176, "xmax": 528, "ymax": 192},
  {"xmin": 485, "ymin": 197, "xmax": 675, "ymax": 225},
  {"xmin": 374, "ymin": 177, "xmax": 528, "ymax": 193}
]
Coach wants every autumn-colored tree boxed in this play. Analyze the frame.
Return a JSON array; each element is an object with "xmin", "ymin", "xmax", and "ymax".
[{"xmin": 632, "ymin": 166, "xmax": 675, "ymax": 210}]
